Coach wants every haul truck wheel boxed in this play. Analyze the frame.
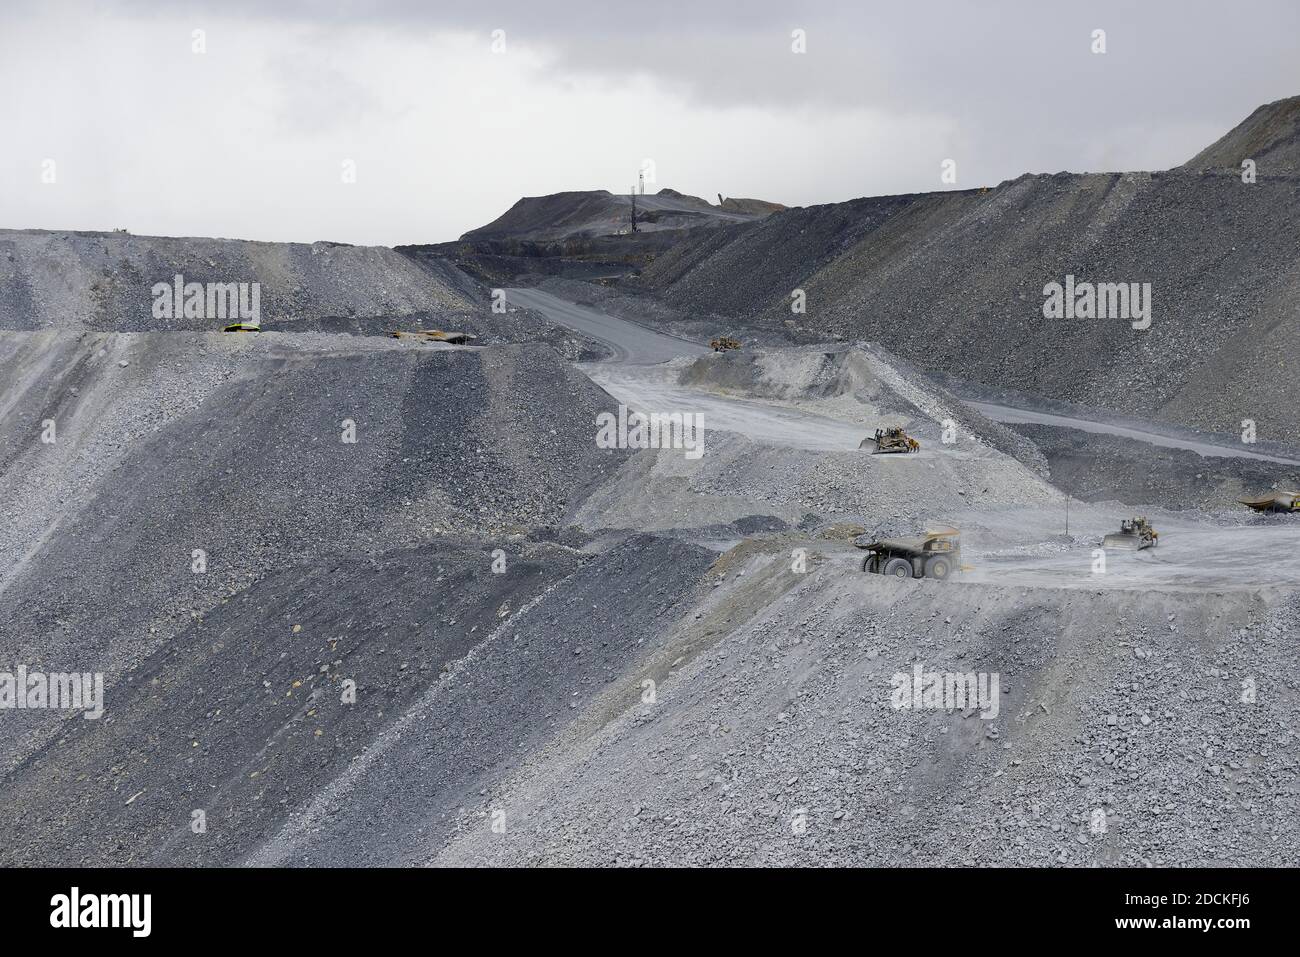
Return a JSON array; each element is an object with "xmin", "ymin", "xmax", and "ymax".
[
  {"xmin": 863, "ymin": 555, "xmax": 880, "ymax": 573},
  {"xmin": 883, "ymin": 557, "xmax": 914, "ymax": 579},
  {"xmin": 925, "ymin": 556, "xmax": 952, "ymax": 580}
]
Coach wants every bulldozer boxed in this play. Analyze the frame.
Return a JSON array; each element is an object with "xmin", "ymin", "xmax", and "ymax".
[
  {"xmin": 390, "ymin": 329, "xmax": 477, "ymax": 345},
  {"xmin": 857, "ymin": 529, "xmax": 960, "ymax": 580},
  {"xmin": 709, "ymin": 336, "xmax": 742, "ymax": 352},
  {"xmin": 1238, "ymin": 490, "xmax": 1300, "ymax": 514},
  {"xmin": 864, "ymin": 426, "xmax": 920, "ymax": 454},
  {"xmin": 1102, "ymin": 517, "xmax": 1158, "ymax": 550}
]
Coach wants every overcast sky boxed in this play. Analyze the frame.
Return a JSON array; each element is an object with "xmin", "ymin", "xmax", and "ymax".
[{"xmin": 3, "ymin": 0, "xmax": 1299, "ymax": 246}]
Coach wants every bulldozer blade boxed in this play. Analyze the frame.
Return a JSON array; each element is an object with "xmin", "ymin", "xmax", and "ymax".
[{"xmin": 1102, "ymin": 533, "xmax": 1144, "ymax": 550}]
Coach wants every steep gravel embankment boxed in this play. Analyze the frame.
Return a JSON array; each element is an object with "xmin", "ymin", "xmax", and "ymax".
[
  {"xmin": 462, "ymin": 188, "xmax": 774, "ymax": 242},
  {"xmin": 0, "ymin": 229, "xmax": 482, "ymax": 331},
  {"xmin": 1012, "ymin": 422, "xmax": 1300, "ymax": 510},
  {"xmin": 434, "ymin": 542, "xmax": 1300, "ymax": 867},
  {"xmin": 4, "ymin": 96, "xmax": 1299, "ymax": 870},
  {"xmin": 0, "ymin": 541, "xmax": 582, "ymax": 867},
  {"xmin": 635, "ymin": 99, "xmax": 1300, "ymax": 447},
  {"xmin": 0, "ymin": 229, "xmax": 601, "ymax": 360},
  {"xmin": 247, "ymin": 534, "xmax": 718, "ymax": 867},
  {"xmin": 0, "ymin": 335, "xmax": 624, "ymax": 776},
  {"xmin": 2, "ymin": 321, "xmax": 1296, "ymax": 867},
  {"xmin": 677, "ymin": 344, "xmax": 1046, "ymax": 473},
  {"xmin": 1182, "ymin": 94, "xmax": 1300, "ymax": 174},
  {"xmin": 573, "ymin": 342, "xmax": 1052, "ymax": 538}
]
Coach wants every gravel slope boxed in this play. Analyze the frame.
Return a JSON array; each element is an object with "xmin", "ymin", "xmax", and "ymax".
[
  {"xmin": 433, "ymin": 543, "xmax": 1300, "ymax": 867},
  {"xmin": 3, "ymin": 325, "xmax": 1296, "ymax": 867},
  {"xmin": 0, "ymin": 541, "xmax": 582, "ymax": 867},
  {"xmin": 5, "ymin": 96, "xmax": 1300, "ymax": 869},
  {"xmin": 0, "ymin": 229, "xmax": 477, "ymax": 331},
  {"xmin": 633, "ymin": 99, "xmax": 1300, "ymax": 446},
  {"xmin": 0, "ymin": 335, "xmax": 624, "ymax": 776},
  {"xmin": 247, "ymin": 534, "xmax": 717, "ymax": 867},
  {"xmin": 1011, "ymin": 422, "xmax": 1300, "ymax": 511},
  {"xmin": 1182, "ymin": 94, "xmax": 1300, "ymax": 174},
  {"xmin": 462, "ymin": 188, "xmax": 771, "ymax": 242}
]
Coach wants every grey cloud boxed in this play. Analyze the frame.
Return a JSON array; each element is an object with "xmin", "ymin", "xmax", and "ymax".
[{"xmin": 4, "ymin": 0, "xmax": 1300, "ymax": 244}]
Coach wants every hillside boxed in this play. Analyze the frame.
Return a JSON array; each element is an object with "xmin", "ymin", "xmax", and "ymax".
[
  {"xmin": 0, "ymin": 333, "xmax": 625, "ymax": 782},
  {"xmin": 3, "ymin": 88, "xmax": 1299, "ymax": 876},
  {"xmin": 0, "ymin": 229, "xmax": 478, "ymax": 332},
  {"xmin": 1182, "ymin": 94, "xmax": 1300, "ymax": 174},
  {"xmin": 632, "ymin": 99, "xmax": 1300, "ymax": 445},
  {"xmin": 462, "ymin": 187, "xmax": 781, "ymax": 242}
]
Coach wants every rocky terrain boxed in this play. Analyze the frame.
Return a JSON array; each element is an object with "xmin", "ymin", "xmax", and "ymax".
[
  {"xmin": 2, "ymin": 96, "xmax": 1298, "ymax": 871},
  {"xmin": 402, "ymin": 188, "xmax": 786, "ymax": 289},
  {"xmin": 0, "ymin": 331, "xmax": 624, "ymax": 780},
  {"xmin": 1013, "ymin": 423, "xmax": 1300, "ymax": 510},
  {"xmin": 432, "ymin": 564, "xmax": 1299, "ymax": 867},
  {"xmin": 631, "ymin": 100, "xmax": 1300, "ymax": 447},
  {"xmin": 0, "ymin": 229, "xmax": 484, "ymax": 331},
  {"xmin": 462, "ymin": 188, "xmax": 780, "ymax": 242},
  {"xmin": 1182, "ymin": 93, "xmax": 1300, "ymax": 174}
]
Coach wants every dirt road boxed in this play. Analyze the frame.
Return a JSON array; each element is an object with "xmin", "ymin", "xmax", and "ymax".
[
  {"xmin": 519, "ymin": 287, "xmax": 1300, "ymax": 594},
  {"xmin": 971, "ymin": 401, "xmax": 1300, "ymax": 467},
  {"xmin": 506, "ymin": 287, "xmax": 707, "ymax": 364}
]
